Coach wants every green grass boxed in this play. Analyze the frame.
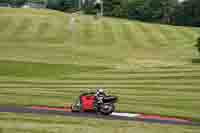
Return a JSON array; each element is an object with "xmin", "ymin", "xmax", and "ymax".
[
  {"xmin": 0, "ymin": 113, "xmax": 200, "ymax": 133},
  {"xmin": 0, "ymin": 7, "xmax": 200, "ymax": 132}
]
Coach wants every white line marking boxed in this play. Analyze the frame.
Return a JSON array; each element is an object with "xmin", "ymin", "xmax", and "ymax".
[{"xmin": 111, "ymin": 112, "xmax": 141, "ymax": 118}]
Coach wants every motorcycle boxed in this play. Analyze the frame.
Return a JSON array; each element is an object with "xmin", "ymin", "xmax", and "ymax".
[{"xmin": 71, "ymin": 90, "xmax": 117, "ymax": 115}]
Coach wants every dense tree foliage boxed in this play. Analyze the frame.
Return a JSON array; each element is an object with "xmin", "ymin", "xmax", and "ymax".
[
  {"xmin": 94, "ymin": 0, "xmax": 199, "ymax": 26},
  {"xmin": 46, "ymin": 0, "xmax": 63, "ymax": 10},
  {"xmin": 127, "ymin": 0, "xmax": 178, "ymax": 24},
  {"xmin": 175, "ymin": 0, "xmax": 200, "ymax": 26},
  {"xmin": 112, "ymin": 0, "xmax": 200, "ymax": 26},
  {"xmin": 0, "ymin": 0, "xmax": 199, "ymax": 27},
  {"xmin": 47, "ymin": 0, "xmax": 80, "ymax": 11},
  {"xmin": 103, "ymin": 0, "xmax": 128, "ymax": 17},
  {"xmin": 0, "ymin": 0, "xmax": 46, "ymax": 6}
]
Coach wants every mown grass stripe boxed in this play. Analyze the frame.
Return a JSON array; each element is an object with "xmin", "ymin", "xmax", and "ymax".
[
  {"xmin": 78, "ymin": 20, "xmax": 96, "ymax": 44},
  {"xmin": 101, "ymin": 20, "xmax": 115, "ymax": 44},
  {"xmin": 70, "ymin": 72, "xmax": 200, "ymax": 76},
  {"xmin": 120, "ymin": 23, "xmax": 136, "ymax": 46},
  {"xmin": 0, "ymin": 84, "xmax": 199, "ymax": 89},
  {"xmin": 1, "ymin": 88, "xmax": 199, "ymax": 98},
  {"xmin": 143, "ymin": 23, "xmax": 168, "ymax": 46},
  {"xmin": 0, "ymin": 17, "xmax": 18, "ymax": 39},
  {"xmin": 0, "ymin": 79, "xmax": 199, "ymax": 84},
  {"xmin": 35, "ymin": 20, "xmax": 51, "ymax": 40},
  {"xmin": 100, "ymin": 69, "xmax": 200, "ymax": 73},
  {"xmin": 1, "ymin": 87, "xmax": 200, "ymax": 93},
  {"xmin": 0, "ymin": 82, "xmax": 200, "ymax": 86},
  {"xmin": 133, "ymin": 22, "xmax": 155, "ymax": 47},
  {"xmin": 0, "ymin": 16, "xmax": 13, "ymax": 33},
  {"xmin": 63, "ymin": 76, "xmax": 200, "ymax": 80},
  {"xmin": 158, "ymin": 25, "xmax": 189, "ymax": 45},
  {"xmin": 1, "ymin": 86, "xmax": 200, "ymax": 93},
  {"xmin": 12, "ymin": 18, "xmax": 32, "ymax": 39},
  {"xmin": 136, "ymin": 22, "xmax": 161, "ymax": 47}
]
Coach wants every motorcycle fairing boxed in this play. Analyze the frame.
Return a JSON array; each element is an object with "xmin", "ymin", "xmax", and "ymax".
[{"xmin": 80, "ymin": 95, "xmax": 95, "ymax": 112}]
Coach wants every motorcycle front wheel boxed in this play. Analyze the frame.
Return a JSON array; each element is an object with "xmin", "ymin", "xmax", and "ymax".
[{"xmin": 100, "ymin": 103, "xmax": 115, "ymax": 115}]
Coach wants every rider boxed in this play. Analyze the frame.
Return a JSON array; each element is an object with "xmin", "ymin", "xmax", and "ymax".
[{"xmin": 95, "ymin": 88, "xmax": 106, "ymax": 104}]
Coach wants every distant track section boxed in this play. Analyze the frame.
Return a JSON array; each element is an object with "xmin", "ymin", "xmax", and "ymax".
[{"xmin": 0, "ymin": 106, "xmax": 199, "ymax": 126}]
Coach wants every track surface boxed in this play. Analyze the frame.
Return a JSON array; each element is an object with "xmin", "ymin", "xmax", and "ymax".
[{"xmin": 0, "ymin": 106, "xmax": 199, "ymax": 126}]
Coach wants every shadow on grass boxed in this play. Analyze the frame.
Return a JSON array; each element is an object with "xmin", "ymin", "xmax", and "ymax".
[{"xmin": 192, "ymin": 58, "xmax": 200, "ymax": 64}]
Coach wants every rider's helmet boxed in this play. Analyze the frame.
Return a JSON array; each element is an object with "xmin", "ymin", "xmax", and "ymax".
[{"xmin": 97, "ymin": 88, "xmax": 104, "ymax": 93}]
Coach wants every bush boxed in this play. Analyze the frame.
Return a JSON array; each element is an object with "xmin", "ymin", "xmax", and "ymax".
[
  {"xmin": 195, "ymin": 37, "xmax": 200, "ymax": 54},
  {"xmin": 0, "ymin": 0, "xmax": 9, "ymax": 3}
]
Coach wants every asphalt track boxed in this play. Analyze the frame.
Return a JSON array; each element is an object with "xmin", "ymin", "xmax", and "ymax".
[{"xmin": 0, "ymin": 106, "xmax": 199, "ymax": 126}]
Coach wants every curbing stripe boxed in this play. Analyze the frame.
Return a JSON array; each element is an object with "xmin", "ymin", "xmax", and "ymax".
[{"xmin": 111, "ymin": 112, "xmax": 140, "ymax": 118}]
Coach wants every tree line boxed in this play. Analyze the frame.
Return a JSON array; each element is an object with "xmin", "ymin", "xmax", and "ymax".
[
  {"xmin": 0, "ymin": 0, "xmax": 199, "ymax": 27},
  {"xmin": 100, "ymin": 0, "xmax": 200, "ymax": 27},
  {"xmin": 0, "ymin": 0, "xmax": 47, "ymax": 4},
  {"xmin": 126, "ymin": 0, "xmax": 200, "ymax": 27}
]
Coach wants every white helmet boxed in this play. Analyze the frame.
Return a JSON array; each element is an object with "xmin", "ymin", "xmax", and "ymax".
[{"xmin": 97, "ymin": 88, "xmax": 104, "ymax": 93}]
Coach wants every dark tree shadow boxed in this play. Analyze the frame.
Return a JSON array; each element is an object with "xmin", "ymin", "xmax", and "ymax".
[{"xmin": 192, "ymin": 58, "xmax": 200, "ymax": 64}]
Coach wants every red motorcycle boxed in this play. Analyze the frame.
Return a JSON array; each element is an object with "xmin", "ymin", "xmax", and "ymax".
[{"xmin": 71, "ymin": 90, "xmax": 117, "ymax": 115}]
